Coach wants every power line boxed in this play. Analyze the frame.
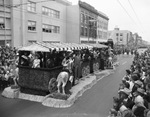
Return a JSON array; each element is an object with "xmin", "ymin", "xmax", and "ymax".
[
  {"xmin": 127, "ymin": 0, "xmax": 145, "ymax": 33},
  {"xmin": 116, "ymin": 0, "xmax": 137, "ymax": 25}
]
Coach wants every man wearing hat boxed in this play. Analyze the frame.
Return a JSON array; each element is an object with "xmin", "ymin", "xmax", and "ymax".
[
  {"xmin": 133, "ymin": 88, "xmax": 149, "ymax": 109},
  {"xmin": 132, "ymin": 80, "xmax": 143, "ymax": 94},
  {"xmin": 118, "ymin": 88, "xmax": 134, "ymax": 110}
]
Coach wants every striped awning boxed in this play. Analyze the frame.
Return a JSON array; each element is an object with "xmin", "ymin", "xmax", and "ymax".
[
  {"xmin": 37, "ymin": 42, "xmax": 93, "ymax": 51},
  {"xmin": 19, "ymin": 42, "xmax": 93, "ymax": 52},
  {"xmin": 18, "ymin": 43, "xmax": 50, "ymax": 52},
  {"xmin": 88, "ymin": 43, "xmax": 108, "ymax": 48}
]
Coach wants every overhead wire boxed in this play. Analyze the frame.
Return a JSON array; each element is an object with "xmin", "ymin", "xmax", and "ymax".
[
  {"xmin": 127, "ymin": 0, "xmax": 145, "ymax": 34},
  {"xmin": 116, "ymin": 0, "xmax": 146, "ymax": 40},
  {"xmin": 116, "ymin": 0, "xmax": 137, "ymax": 25}
]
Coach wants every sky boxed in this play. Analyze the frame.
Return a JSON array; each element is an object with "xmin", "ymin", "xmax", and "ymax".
[{"xmin": 69, "ymin": 0, "xmax": 150, "ymax": 42}]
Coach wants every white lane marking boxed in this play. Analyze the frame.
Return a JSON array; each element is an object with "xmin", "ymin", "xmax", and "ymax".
[{"xmin": 122, "ymin": 61, "xmax": 127, "ymax": 65}]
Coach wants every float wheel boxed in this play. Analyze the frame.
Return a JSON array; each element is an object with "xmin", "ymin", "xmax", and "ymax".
[
  {"xmin": 82, "ymin": 67, "xmax": 86, "ymax": 77},
  {"xmin": 48, "ymin": 78, "xmax": 57, "ymax": 93}
]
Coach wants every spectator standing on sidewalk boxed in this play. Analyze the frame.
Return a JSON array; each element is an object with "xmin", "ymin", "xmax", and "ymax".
[
  {"xmin": 73, "ymin": 52, "xmax": 81, "ymax": 82},
  {"xmin": 100, "ymin": 49, "xmax": 105, "ymax": 70}
]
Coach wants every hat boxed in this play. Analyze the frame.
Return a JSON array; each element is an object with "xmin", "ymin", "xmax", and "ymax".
[
  {"xmin": 136, "ymin": 88, "xmax": 145, "ymax": 95},
  {"xmin": 119, "ymin": 105, "xmax": 128, "ymax": 112},
  {"xmin": 126, "ymin": 69, "xmax": 131, "ymax": 74},
  {"xmin": 118, "ymin": 88, "xmax": 131, "ymax": 96},
  {"xmin": 122, "ymin": 110, "xmax": 134, "ymax": 117},
  {"xmin": 21, "ymin": 55, "xmax": 28, "ymax": 60},
  {"xmin": 131, "ymin": 74, "xmax": 138, "ymax": 81},
  {"xmin": 134, "ymin": 95, "xmax": 144, "ymax": 104},
  {"xmin": 135, "ymin": 80, "xmax": 143, "ymax": 87},
  {"xmin": 109, "ymin": 108, "xmax": 118, "ymax": 116},
  {"xmin": 134, "ymin": 106, "xmax": 146, "ymax": 117},
  {"xmin": 122, "ymin": 76, "xmax": 129, "ymax": 81}
]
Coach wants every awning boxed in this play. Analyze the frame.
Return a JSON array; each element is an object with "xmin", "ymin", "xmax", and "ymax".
[
  {"xmin": 18, "ymin": 43, "xmax": 50, "ymax": 52},
  {"xmin": 19, "ymin": 42, "xmax": 93, "ymax": 52},
  {"xmin": 37, "ymin": 42, "xmax": 93, "ymax": 51},
  {"xmin": 97, "ymin": 39, "xmax": 108, "ymax": 43},
  {"xmin": 88, "ymin": 43, "xmax": 108, "ymax": 48}
]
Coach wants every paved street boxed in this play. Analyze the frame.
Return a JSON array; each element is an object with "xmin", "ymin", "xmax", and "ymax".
[{"xmin": 0, "ymin": 55, "xmax": 133, "ymax": 117}]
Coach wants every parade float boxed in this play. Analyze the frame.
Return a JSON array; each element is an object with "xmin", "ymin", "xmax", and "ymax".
[{"xmin": 2, "ymin": 42, "xmax": 114, "ymax": 108}]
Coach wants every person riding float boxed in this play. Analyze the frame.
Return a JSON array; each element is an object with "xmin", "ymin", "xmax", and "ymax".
[
  {"xmin": 56, "ymin": 51, "xmax": 74, "ymax": 94},
  {"xmin": 61, "ymin": 53, "xmax": 74, "ymax": 83}
]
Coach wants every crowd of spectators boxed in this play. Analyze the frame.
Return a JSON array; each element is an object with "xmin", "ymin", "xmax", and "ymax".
[
  {"xmin": 108, "ymin": 48, "xmax": 150, "ymax": 117},
  {"xmin": 0, "ymin": 45, "xmax": 19, "ymax": 90}
]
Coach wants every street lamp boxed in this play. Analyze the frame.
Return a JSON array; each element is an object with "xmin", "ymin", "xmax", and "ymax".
[{"xmin": 88, "ymin": 19, "xmax": 97, "ymax": 43}]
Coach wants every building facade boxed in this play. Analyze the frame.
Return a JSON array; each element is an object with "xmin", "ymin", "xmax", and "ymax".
[
  {"xmin": 0, "ymin": 0, "xmax": 11, "ymax": 46},
  {"xmin": 108, "ymin": 27, "xmax": 133, "ymax": 47},
  {"xmin": 97, "ymin": 11, "xmax": 109, "ymax": 43},
  {"xmin": 0, "ymin": 0, "xmax": 71, "ymax": 47},
  {"xmin": 79, "ymin": 1, "xmax": 97, "ymax": 43},
  {"xmin": 67, "ymin": 1, "xmax": 109, "ymax": 44},
  {"xmin": 0, "ymin": 0, "xmax": 109, "ymax": 47}
]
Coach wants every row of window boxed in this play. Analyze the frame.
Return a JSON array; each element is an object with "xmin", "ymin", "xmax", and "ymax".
[
  {"xmin": 28, "ymin": 21, "xmax": 60, "ymax": 33},
  {"xmin": 80, "ymin": 13, "xmax": 97, "ymax": 27},
  {"xmin": 27, "ymin": 1, "xmax": 60, "ymax": 19},
  {"xmin": 80, "ymin": 26, "xmax": 96, "ymax": 38},
  {"xmin": 42, "ymin": 24, "xmax": 60, "ymax": 33},
  {"xmin": 97, "ymin": 31, "xmax": 107, "ymax": 39},
  {"xmin": 116, "ymin": 33, "xmax": 123, "ymax": 36},
  {"xmin": 0, "ymin": 23, "xmax": 5, "ymax": 29},
  {"xmin": 42, "ymin": 7, "xmax": 60, "ymax": 19},
  {"xmin": 116, "ymin": 38, "xmax": 123, "ymax": 42},
  {"xmin": 80, "ymin": 13, "xmax": 108, "ymax": 30},
  {"xmin": 97, "ymin": 22, "xmax": 108, "ymax": 30},
  {"xmin": 0, "ymin": 18, "xmax": 5, "ymax": 29}
]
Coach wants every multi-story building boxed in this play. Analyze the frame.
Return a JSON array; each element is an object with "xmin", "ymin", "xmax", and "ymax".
[
  {"xmin": 0, "ymin": 0, "xmax": 109, "ymax": 47},
  {"xmin": 0, "ymin": 0, "xmax": 71, "ymax": 47},
  {"xmin": 132, "ymin": 33, "xmax": 142, "ymax": 47},
  {"xmin": 108, "ymin": 27, "xmax": 133, "ymax": 47},
  {"xmin": 0, "ymin": 0, "xmax": 11, "ymax": 46},
  {"xmin": 67, "ymin": 1, "xmax": 109, "ymax": 44},
  {"xmin": 97, "ymin": 11, "xmax": 109, "ymax": 43}
]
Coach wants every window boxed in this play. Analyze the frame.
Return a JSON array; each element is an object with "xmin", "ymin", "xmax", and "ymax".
[
  {"xmin": 120, "ymin": 38, "xmax": 123, "ymax": 42},
  {"xmin": 84, "ymin": 27, "xmax": 88, "ymax": 36},
  {"xmin": 81, "ymin": 26, "xmax": 84, "ymax": 36},
  {"xmin": 116, "ymin": 33, "xmax": 119, "ymax": 36},
  {"xmin": 55, "ymin": 26, "xmax": 60, "ymax": 33},
  {"xmin": 100, "ymin": 31, "xmax": 102, "ymax": 38},
  {"xmin": 28, "ymin": 40, "xmax": 36, "ymax": 44},
  {"xmin": 85, "ymin": 15, "xmax": 88, "ymax": 24},
  {"xmin": 120, "ymin": 33, "xmax": 123, "ymax": 36},
  {"xmin": 28, "ymin": 21, "xmax": 36, "ymax": 31},
  {"xmin": 27, "ymin": 1, "xmax": 36, "ymax": 12},
  {"xmin": 42, "ymin": 24, "xmax": 60, "ymax": 33},
  {"xmin": 0, "ymin": 18, "xmax": 5, "ymax": 29},
  {"xmin": 42, "ymin": 7, "xmax": 60, "ymax": 18},
  {"xmin": 81, "ymin": 13, "xmax": 84, "ymax": 23}
]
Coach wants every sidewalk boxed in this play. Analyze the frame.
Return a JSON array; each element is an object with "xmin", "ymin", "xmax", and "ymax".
[{"xmin": 2, "ymin": 62, "xmax": 119, "ymax": 108}]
